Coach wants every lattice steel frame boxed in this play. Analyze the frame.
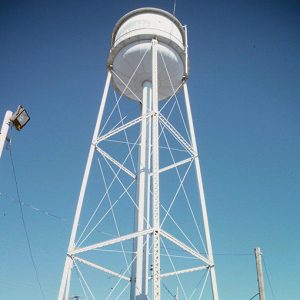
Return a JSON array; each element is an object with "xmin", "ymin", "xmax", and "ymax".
[{"xmin": 58, "ymin": 38, "xmax": 219, "ymax": 300}]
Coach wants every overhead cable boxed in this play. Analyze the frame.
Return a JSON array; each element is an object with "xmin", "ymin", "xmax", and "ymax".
[
  {"xmin": 8, "ymin": 143, "xmax": 47, "ymax": 300},
  {"xmin": 262, "ymin": 256, "xmax": 277, "ymax": 300}
]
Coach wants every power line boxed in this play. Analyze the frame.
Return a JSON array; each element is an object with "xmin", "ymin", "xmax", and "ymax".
[
  {"xmin": 1, "ymin": 194, "xmax": 256, "ymax": 259},
  {"xmin": 0, "ymin": 193, "xmax": 115, "ymax": 239},
  {"xmin": 249, "ymin": 292, "xmax": 259, "ymax": 300},
  {"xmin": 163, "ymin": 246, "xmax": 252, "ymax": 256},
  {"xmin": 8, "ymin": 143, "xmax": 47, "ymax": 300},
  {"xmin": 262, "ymin": 256, "xmax": 277, "ymax": 300},
  {"xmin": 214, "ymin": 253, "xmax": 253, "ymax": 256},
  {"xmin": 162, "ymin": 281, "xmax": 176, "ymax": 299}
]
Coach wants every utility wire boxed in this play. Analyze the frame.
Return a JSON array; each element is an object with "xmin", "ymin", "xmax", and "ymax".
[
  {"xmin": 262, "ymin": 256, "xmax": 277, "ymax": 300},
  {"xmin": 0, "ymin": 192, "xmax": 115, "ymax": 239},
  {"xmin": 162, "ymin": 281, "xmax": 176, "ymax": 299},
  {"xmin": 1, "ymin": 193, "xmax": 256, "ymax": 258},
  {"xmin": 249, "ymin": 292, "xmax": 259, "ymax": 300},
  {"xmin": 161, "ymin": 246, "xmax": 252, "ymax": 256},
  {"xmin": 8, "ymin": 143, "xmax": 47, "ymax": 300}
]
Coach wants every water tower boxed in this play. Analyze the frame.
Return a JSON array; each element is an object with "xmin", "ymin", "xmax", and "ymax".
[{"xmin": 58, "ymin": 8, "xmax": 219, "ymax": 300}]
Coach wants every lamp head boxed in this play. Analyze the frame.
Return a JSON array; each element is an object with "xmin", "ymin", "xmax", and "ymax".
[{"xmin": 10, "ymin": 105, "xmax": 30, "ymax": 131}]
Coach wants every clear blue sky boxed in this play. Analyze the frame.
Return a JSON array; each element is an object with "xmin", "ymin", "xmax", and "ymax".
[{"xmin": 0, "ymin": 0, "xmax": 299, "ymax": 299}]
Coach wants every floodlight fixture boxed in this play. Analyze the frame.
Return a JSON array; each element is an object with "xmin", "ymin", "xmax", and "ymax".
[
  {"xmin": 0, "ymin": 105, "xmax": 30, "ymax": 159},
  {"xmin": 10, "ymin": 105, "xmax": 30, "ymax": 131}
]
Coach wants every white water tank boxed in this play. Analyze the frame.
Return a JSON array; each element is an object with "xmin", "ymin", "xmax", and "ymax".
[{"xmin": 108, "ymin": 7, "xmax": 187, "ymax": 101}]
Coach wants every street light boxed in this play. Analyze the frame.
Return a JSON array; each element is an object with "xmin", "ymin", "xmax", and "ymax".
[
  {"xmin": 10, "ymin": 105, "xmax": 30, "ymax": 131},
  {"xmin": 0, "ymin": 105, "xmax": 30, "ymax": 159}
]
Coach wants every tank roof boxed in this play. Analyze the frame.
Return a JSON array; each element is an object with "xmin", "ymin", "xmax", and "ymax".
[{"xmin": 111, "ymin": 7, "xmax": 185, "ymax": 47}]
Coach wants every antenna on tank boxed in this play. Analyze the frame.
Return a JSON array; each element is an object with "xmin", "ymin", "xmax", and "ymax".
[{"xmin": 173, "ymin": 0, "xmax": 176, "ymax": 15}]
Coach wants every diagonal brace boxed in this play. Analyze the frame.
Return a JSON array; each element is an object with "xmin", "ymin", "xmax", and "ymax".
[
  {"xmin": 160, "ymin": 265, "xmax": 208, "ymax": 278},
  {"xmin": 96, "ymin": 146, "xmax": 136, "ymax": 179},
  {"xmin": 70, "ymin": 229, "xmax": 153, "ymax": 255},
  {"xmin": 74, "ymin": 256, "xmax": 130, "ymax": 281},
  {"xmin": 159, "ymin": 114, "xmax": 195, "ymax": 156},
  {"xmin": 95, "ymin": 113, "xmax": 152, "ymax": 144},
  {"xmin": 160, "ymin": 230, "xmax": 212, "ymax": 266}
]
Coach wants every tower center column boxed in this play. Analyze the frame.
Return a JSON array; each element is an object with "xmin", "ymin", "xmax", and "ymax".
[
  {"xmin": 131, "ymin": 81, "xmax": 152, "ymax": 300},
  {"xmin": 151, "ymin": 38, "xmax": 161, "ymax": 300}
]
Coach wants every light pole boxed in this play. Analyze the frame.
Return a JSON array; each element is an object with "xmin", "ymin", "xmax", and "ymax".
[
  {"xmin": 0, "ymin": 110, "xmax": 13, "ymax": 159},
  {"xmin": 254, "ymin": 247, "xmax": 265, "ymax": 300},
  {"xmin": 0, "ymin": 105, "xmax": 30, "ymax": 159}
]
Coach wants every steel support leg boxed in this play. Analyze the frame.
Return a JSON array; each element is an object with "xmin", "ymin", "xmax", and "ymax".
[
  {"xmin": 183, "ymin": 82, "xmax": 219, "ymax": 300},
  {"xmin": 57, "ymin": 71, "xmax": 112, "ymax": 300}
]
